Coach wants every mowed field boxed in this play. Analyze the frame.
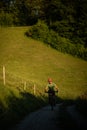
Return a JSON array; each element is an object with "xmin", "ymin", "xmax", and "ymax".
[{"xmin": 0, "ymin": 27, "xmax": 87, "ymax": 100}]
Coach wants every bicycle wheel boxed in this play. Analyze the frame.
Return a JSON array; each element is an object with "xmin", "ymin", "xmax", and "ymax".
[{"xmin": 49, "ymin": 95, "xmax": 55, "ymax": 110}]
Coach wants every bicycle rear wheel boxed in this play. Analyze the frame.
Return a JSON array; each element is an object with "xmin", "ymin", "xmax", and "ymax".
[{"xmin": 49, "ymin": 96, "xmax": 55, "ymax": 110}]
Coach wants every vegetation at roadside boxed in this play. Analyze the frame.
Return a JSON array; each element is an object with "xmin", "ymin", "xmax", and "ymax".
[
  {"xmin": 57, "ymin": 95, "xmax": 87, "ymax": 130},
  {"xmin": 75, "ymin": 92, "xmax": 87, "ymax": 118}
]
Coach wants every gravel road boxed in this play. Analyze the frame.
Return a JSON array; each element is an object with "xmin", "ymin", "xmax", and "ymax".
[{"xmin": 13, "ymin": 104, "xmax": 61, "ymax": 130}]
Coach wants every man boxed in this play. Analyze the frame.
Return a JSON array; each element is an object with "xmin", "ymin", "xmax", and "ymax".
[{"xmin": 45, "ymin": 78, "xmax": 58, "ymax": 107}]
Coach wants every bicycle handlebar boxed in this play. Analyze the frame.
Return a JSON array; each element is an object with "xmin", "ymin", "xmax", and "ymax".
[{"xmin": 45, "ymin": 90, "xmax": 58, "ymax": 93}]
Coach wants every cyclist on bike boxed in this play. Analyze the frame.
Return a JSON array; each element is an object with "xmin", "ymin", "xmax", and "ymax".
[{"xmin": 45, "ymin": 78, "xmax": 58, "ymax": 107}]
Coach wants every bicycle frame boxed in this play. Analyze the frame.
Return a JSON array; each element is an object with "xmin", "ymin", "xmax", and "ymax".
[{"xmin": 45, "ymin": 90, "xmax": 58, "ymax": 110}]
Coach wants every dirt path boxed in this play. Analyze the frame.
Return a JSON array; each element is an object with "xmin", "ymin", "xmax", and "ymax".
[{"xmin": 13, "ymin": 104, "xmax": 61, "ymax": 130}]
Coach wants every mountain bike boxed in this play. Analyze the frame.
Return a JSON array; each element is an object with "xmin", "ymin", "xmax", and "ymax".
[{"xmin": 45, "ymin": 90, "xmax": 58, "ymax": 110}]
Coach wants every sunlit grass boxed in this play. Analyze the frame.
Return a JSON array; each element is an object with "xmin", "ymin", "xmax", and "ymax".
[{"xmin": 0, "ymin": 26, "xmax": 87, "ymax": 100}]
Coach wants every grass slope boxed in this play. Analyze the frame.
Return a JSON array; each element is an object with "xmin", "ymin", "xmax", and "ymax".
[{"xmin": 0, "ymin": 27, "xmax": 87, "ymax": 100}]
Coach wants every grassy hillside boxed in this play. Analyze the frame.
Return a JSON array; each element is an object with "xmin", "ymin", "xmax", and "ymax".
[
  {"xmin": 0, "ymin": 27, "xmax": 87, "ymax": 129},
  {"xmin": 0, "ymin": 26, "xmax": 87, "ymax": 99}
]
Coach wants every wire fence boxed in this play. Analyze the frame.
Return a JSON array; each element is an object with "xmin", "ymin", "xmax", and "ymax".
[
  {"xmin": 0, "ymin": 65, "xmax": 3, "ymax": 83},
  {"xmin": 0, "ymin": 65, "xmax": 44, "ymax": 96}
]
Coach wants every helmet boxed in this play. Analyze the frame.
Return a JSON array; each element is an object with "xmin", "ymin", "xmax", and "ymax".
[{"xmin": 48, "ymin": 78, "xmax": 52, "ymax": 82}]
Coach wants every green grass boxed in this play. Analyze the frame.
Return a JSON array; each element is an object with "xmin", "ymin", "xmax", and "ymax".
[{"xmin": 0, "ymin": 26, "xmax": 87, "ymax": 99}]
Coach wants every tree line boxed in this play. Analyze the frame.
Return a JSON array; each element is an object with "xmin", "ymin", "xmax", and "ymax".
[{"xmin": 0, "ymin": 0, "xmax": 87, "ymax": 59}]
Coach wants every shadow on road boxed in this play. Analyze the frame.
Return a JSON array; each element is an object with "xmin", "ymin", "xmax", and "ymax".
[{"xmin": 0, "ymin": 91, "xmax": 87, "ymax": 130}]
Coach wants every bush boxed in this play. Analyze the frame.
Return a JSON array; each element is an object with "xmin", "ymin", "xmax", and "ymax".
[
  {"xmin": 50, "ymin": 21, "xmax": 73, "ymax": 39},
  {"xmin": 27, "ymin": 20, "xmax": 49, "ymax": 42},
  {"xmin": 26, "ymin": 21, "xmax": 87, "ymax": 61},
  {"xmin": 46, "ymin": 30, "xmax": 60, "ymax": 49}
]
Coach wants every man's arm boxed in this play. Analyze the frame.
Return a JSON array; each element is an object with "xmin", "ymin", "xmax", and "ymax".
[
  {"xmin": 45, "ymin": 85, "xmax": 48, "ymax": 92},
  {"xmin": 55, "ymin": 84, "xmax": 58, "ymax": 92}
]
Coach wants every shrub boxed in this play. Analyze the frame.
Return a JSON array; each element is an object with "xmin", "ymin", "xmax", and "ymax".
[
  {"xmin": 26, "ymin": 21, "xmax": 87, "ymax": 61},
  {"xmin": 27, "ymin": 20, "xmax": 49, "ymax": 42},
  {"xmin": 50, "ymin": 21, "xmax": 73, "ymax": 38},
  {"xmin": 46, "ymin": 30, "xmax": 60, "ymax": 49}
]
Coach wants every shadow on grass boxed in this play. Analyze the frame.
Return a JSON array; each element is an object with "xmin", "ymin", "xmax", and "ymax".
[
  {"xmin": 0, "ymin": 91, "xmax": 47, "ymax": 130},
  {"xmin": 75, "ymin": 92, "xmax": 87, "ymax": 118},
  {"xmin": 0, "ymin": 91, "xmax": 87, "ymax": 130}
]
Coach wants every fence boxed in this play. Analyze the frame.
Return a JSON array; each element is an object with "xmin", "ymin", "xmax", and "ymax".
[{"xmin": 0, "ymin": 65, "xmax": 43, "ymax": 96}]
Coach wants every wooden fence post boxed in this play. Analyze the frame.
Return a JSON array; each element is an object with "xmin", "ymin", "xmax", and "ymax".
[
  {"xmin": 24, "ymin": 81, "xmax": 26, "ymax": 91},
  {"xmin": 3, "ymin": 66, "xmax": 6, "ymax": 85},
  {"xmin": 34, "ymin": 84, "xmax": 36, "ymax": 95}
]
